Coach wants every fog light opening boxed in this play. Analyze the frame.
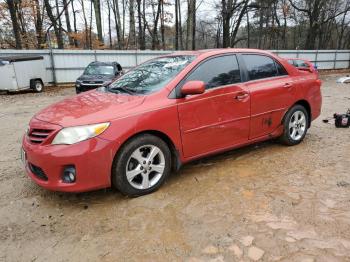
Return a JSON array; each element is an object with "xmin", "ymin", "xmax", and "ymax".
[{"xmin": 62, "ymin": 166, "xmax": 76, "ymax": 183}]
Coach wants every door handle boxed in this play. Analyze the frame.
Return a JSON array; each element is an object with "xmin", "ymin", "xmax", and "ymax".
[
  {"xmin": 284, "ymin": 82, "xmax": 293, "ymax": 88},
  {"xmin": 235, "ymin": 93, "xmax": 249, "ymax": 101}
]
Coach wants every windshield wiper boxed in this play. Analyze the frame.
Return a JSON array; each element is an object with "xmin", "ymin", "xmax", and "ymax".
[{"xmin": 108, "ymin": 86, "xmax": 136, "ymax": 95}]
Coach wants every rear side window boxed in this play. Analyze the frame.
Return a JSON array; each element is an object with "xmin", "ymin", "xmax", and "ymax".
[
  {"xmin": 185, "ymin": 55, "xmax": 241, "ymax": 89},
  {"xmin": 243, "ymin": 54, "xmax": 287, "ymax": 80}
]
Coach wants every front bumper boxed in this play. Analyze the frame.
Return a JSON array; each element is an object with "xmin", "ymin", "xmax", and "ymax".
[{"xmin": 22, "ymin": 134, "xmax": 118, "ymax": 192}]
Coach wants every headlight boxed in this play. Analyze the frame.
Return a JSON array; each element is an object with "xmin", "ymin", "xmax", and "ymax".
[
  {"xmin": 76, "ymin": 80, "xmax": 82, "ymax": 87},
  {"xmin": 52, "ymin": 122, "xmax": 110, "ymax": 145}
]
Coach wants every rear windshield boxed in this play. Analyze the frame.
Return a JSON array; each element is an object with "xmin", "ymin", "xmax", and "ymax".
[{"xmin": 107, "ymin": 55, "xmax": 195, "ymax": 95}]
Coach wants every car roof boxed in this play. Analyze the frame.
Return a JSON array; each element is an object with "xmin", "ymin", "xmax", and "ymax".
[
  {"xmin": 169, "ymin": 48, "xmax": 276, "ymax": 57},
  {"xmin": 89, "ymin": 61, "xmax": 120, "ymax": 66}
]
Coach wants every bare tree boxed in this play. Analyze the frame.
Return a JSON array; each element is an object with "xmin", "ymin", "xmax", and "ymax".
[
  {"xmin": 129, "ymin": 0, "xmax": 136, "ymax": 48},
  {"xmin": 186, "ymin": 0, "xmax": 196, "ymax": 50},
  {"xmin": 137, "ymin": 0, "xmax": 146, "ymax": 49},
  {"xmin": 288, "ymin": 0, "xmax": 350, "ymax": 49},
  {"xmin": 63, "ymin": 0, "xmax": 74, "ymax": 46},
  {"xmin": 6, "ymin": 0, "xmax": 22, "ymax": 49},
  {"xmin": 44, "ymin": 0, "xmax": 64, "ymax": 49},
  {"xmin": 93, "ymin": 0, "xmax": 104, "ymax": 44},
  {"xmin": 111, "ymin": 0, "xmax": 123, "ymax": 49}
]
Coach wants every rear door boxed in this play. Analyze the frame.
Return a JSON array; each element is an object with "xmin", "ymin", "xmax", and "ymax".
[
  {"xmin": 177, "ymin": 54, "xmax": 250, "ymax": 158},
  {"xmin": 240, "ymin": 54, "xmax": 295, "ymax": 139}
]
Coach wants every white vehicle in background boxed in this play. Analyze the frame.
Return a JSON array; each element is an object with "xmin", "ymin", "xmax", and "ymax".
[
  {"xmin": 0, "ymin": 55, "xmax": 47, "ymax": 93},
  {"xmin": 336, "ymin": 75, "xmax": 350, "ymax": 84}
]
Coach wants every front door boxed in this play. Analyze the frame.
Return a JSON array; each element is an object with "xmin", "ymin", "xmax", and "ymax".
[{"xmin": 176, "ymin": 55, "xmax": 250, "ymax": 158}]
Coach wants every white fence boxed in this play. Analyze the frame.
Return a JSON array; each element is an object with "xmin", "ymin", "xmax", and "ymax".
[{"xmin": 0, "ymin": 49, "xmax": 349, "ymax": 84}]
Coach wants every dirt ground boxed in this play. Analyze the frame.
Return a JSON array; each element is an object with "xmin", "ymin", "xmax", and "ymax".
[{"xmin": 1, "ymin": 73, "xmax": 350, "ymax": 262}]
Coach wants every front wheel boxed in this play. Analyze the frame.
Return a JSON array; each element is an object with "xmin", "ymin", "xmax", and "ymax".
[
  {"xmin": 279, "ymin": 105, "xmax": 309, "ymax": 146},
  {"xmin": 112, "ymin": 134, "xmax": 171, "ymax": 197}
]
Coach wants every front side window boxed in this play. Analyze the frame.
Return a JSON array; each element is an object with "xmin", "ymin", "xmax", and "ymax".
[
  {"xmin": 108, "ymin": 55, "xmax": 195, "ymax": 95},
  {"xmin": 243, "ymin": 54, "xmax": 287, "ymax": 80},
  {"xmin": 185, "ymin": 55, "xmax": 241, "ymax": 89}
]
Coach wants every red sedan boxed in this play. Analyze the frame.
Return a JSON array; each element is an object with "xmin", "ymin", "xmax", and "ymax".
[{"xmin": 22, "ymin": 49, "xmax": 322, "ymax": 196}]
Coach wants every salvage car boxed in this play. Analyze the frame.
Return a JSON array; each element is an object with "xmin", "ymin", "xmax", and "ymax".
[
  {"xmin": 22, "ymin": 49, "xmax": 322, "ymax": 197},
  {"xmin": 75, "ymin": 61, "xmax": 122, "ymax": 93}
]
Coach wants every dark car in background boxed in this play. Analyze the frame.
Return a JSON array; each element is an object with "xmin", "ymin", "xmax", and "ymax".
[{"xmin": 75, "ymin": 61, "xmax": 123, "ymax": 93}]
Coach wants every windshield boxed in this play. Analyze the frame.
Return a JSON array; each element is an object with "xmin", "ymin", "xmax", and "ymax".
[
  {"xmin": 107, "ymin": 55, "xmax": 195, "ymax": 95},
  {"xmin": 84, "ymin": 64, "xmax": 115, "ymax": 75}
]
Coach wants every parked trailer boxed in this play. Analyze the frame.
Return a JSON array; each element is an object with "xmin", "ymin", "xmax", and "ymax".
[{"xmin": 0, "ymin": 55, "xmax": 47, "ymax": 93}]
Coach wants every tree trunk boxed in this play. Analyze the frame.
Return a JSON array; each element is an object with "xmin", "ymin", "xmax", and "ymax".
[
  {"xmin": 112, "ymin": 0, "xmax": 122, "ymax": 49},
  {"xmin": 122, "ymin": 0, "xmax": 126, "ymax": 48},
  {"xmin": 231, "ymin": 0, "xmax": 248, "ymax": 47},
  {"xmin": 151, "ymin": 1, "xmax": 161, "ymax": 50},
  {"xmin": 6, "ymin": 0, "xmax": 22, "ymax": 49},
  {"xmin": 186, "ymin": 0, "xmax": 196, "ymax": 50},
  {"xmin": 33, "ymin": 0, "xmax": 44, "ymax": 49},
  {"xmin": 107, "ymin": 0, "xmax": 112, "ymax": 48},
  {"xmin": 55, "ymin": 0, "xmax": 64, "ymax": 48},
  {"xmin": 93, "ymin": 0, "xmax": 104, "ymax": 44},
  {"xmin": 63, "ymin": 0, "xmax": 74, "ymax": 46},
  {"xmin": 161, "ymin": 0, "xmax": 165, "ymax": 49},
  {"xmin": 129, "ymin": 0, "xmax": 136, "ymax": 49},
  {"xmin": 191, "ymin": 0, "xmax": 196, "ymax": 50},
  {"xmin": 175, "ymin": 0, "xmax": 179, "ymax": 50},
  {"xmin": 137, "ymin": 0, "xmax": 145, "ymax": 49},
  {"xmin": 246, "ymin": 10, "xmax": 250, "ymax": 48},
  {"xmin": 44, "ymin": 0, "xmax": 64, "ymax": 49},
  {"xmin": 80, "ymin": 0, "xmax": 89, "ymax": 49},
  {"xmin": 71, "ymin": 0, "xmax": 79, "ymax": 47},
  {"xmin": 178, "ymin": 0, "xmax": 183, "ymax": 49},
  {"xmin": 89, "ymin": 0, "xmax": 93, "ymax": 48}
]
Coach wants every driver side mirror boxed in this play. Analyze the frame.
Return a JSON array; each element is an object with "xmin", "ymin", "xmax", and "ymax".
[{"xmin": 181, "ymin": 81, "xmax": 205, "ymax": 96}]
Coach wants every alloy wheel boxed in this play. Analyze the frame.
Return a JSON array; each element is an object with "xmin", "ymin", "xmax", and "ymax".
[
  {"xmin": 289, "ymin": 110, "xmax": 307, "ymax": 141},
  {"xmin": 126, "ymin": 145, "xmax": 165, "ymax": 190}
]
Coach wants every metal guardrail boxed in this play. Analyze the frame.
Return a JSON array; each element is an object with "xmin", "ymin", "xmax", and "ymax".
[{"xmin": 0, "ymin": 49, "xmax": 349, "ymax": 84}]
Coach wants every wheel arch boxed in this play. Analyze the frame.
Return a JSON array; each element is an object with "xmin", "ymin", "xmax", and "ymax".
[
  {"xmin": 112, "ymin": 130, "xmax": 182, "ymax": 183},
  {"xmin": 283, "ymin": 100, "xmax": 311, "ymax": 128},
  {"xmin": 30, "ymin": 78, "xmax": 44, "ymax": 88}
]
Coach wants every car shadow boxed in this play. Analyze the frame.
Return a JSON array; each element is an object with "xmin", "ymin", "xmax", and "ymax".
[{"xmin": 32, "ymin": 139, "xmax": 280, "ymax": 207}]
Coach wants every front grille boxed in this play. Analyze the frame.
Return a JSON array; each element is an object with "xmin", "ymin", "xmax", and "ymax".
[
  {"xmin": 80, "ymin": 84, "xmax": 100, "ymax": 91},
  {"xmin": 28, "ymin": 129, "xmax": 53, "ymax": 144},
  {"xmin": 29, "ymin": 163, "xmax": 48, "ymax": 181},
  {"xmin": 82, "ymin": 80, "xmax": 104, "ymax": 84}
]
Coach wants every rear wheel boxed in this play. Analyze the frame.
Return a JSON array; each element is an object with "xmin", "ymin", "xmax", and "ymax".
[
  {"xmin": 32, "ymin": 80, "xmax": 43, "ymax": 93},
  {"xmin": 279, "ymin": 105, "xmax": 309, "ymax": 146},
  {"xmin": 112, "ymin": 134, "xmax": 171, "ymax": 197}
]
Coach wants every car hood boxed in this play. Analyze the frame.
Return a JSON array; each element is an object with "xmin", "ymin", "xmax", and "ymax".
[
  {"xmin": 34, "ymin": 90, "xmax": 145, "ymax": 127},
  {"xmin": 78, "ymin": 74, "xmax": 114, "ymax": 82}
]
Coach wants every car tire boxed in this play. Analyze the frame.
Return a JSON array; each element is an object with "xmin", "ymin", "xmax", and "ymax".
[
  {"xmin": 279, "ymin": 105, "xmax": 309, "ymax": 146},
  {"xmin": 32, "ymin": 80, "xmax": 43, "ymax": 93},
  {"xmin": 112, "ymin": 134, "xmax": 171, "ymax": 197}
]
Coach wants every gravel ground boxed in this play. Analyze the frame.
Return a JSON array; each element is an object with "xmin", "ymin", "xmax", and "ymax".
[{"xmin": 0, "ymin": 73, "xmax": 350, "ymax": 262}]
